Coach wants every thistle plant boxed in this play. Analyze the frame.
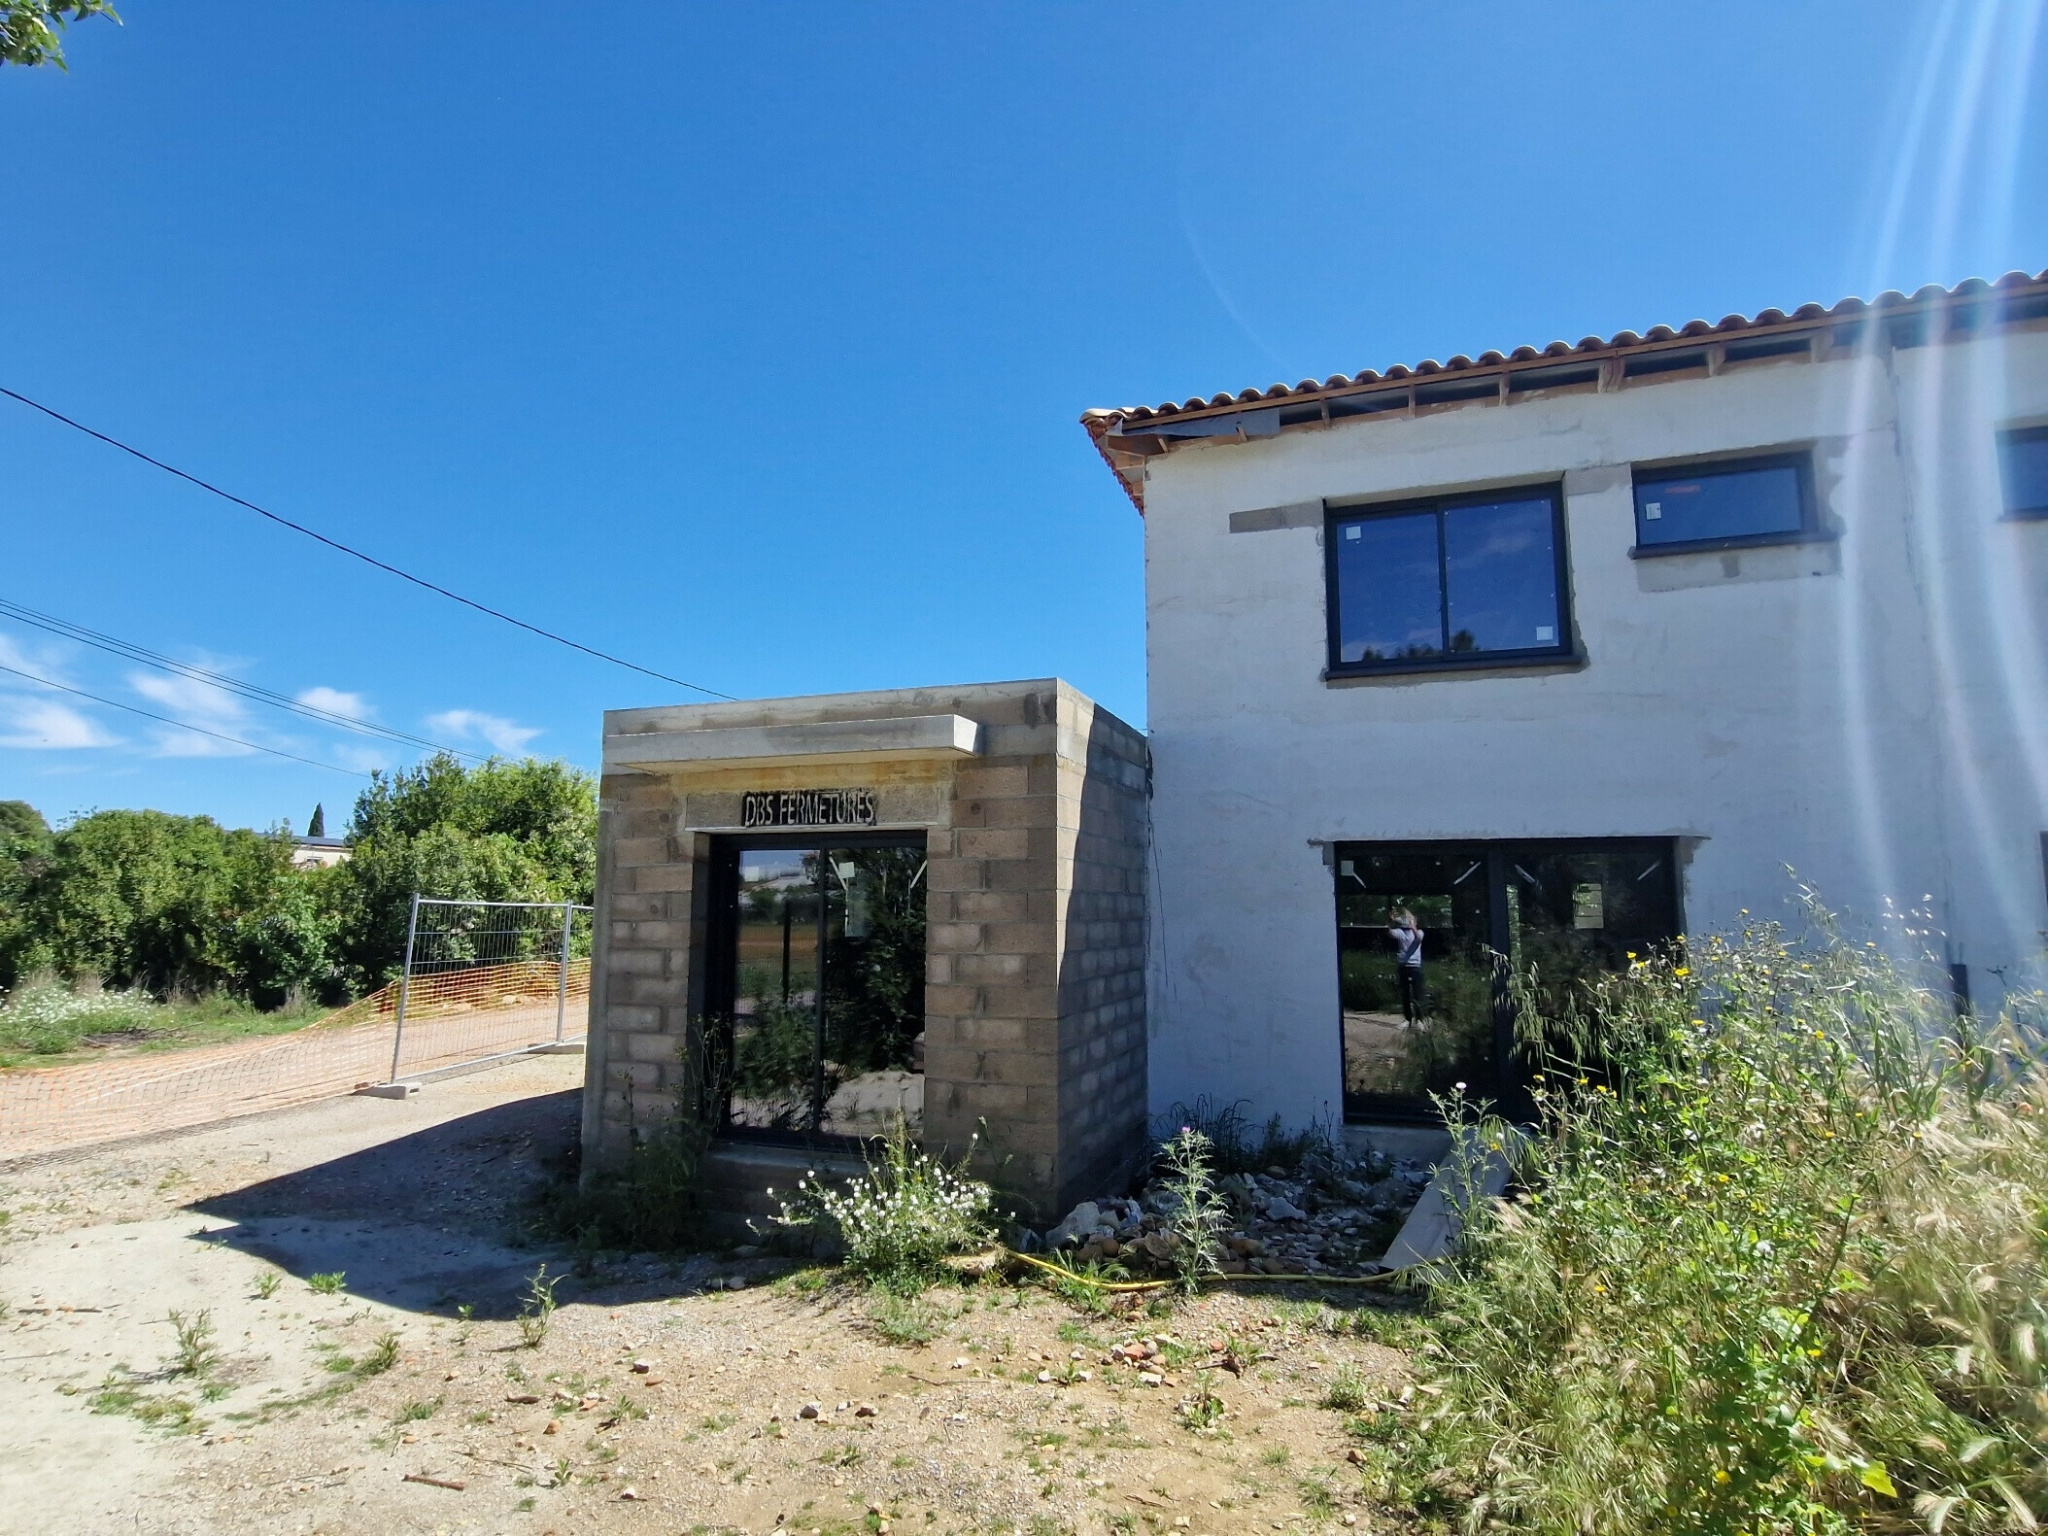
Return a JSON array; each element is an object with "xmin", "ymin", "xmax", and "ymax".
[{"xmin": 1157, "ymin": 1125, "xmax": 1227, "ymax": 1292}]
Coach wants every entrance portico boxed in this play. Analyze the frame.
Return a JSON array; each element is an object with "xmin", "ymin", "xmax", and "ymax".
[{"xmin": 582, "ymin": 679, "xmax": 1149, "ymax": 1218}]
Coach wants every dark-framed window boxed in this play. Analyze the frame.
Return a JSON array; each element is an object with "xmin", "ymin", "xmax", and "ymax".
[
  {"xmin": 1630, "ymin": 451, "xmax": 1821, "ymax": 555},
  {"xmin": 1325, "ymin": 484, "xmax": 1571, "ymax": 676},
  {"xmin": 1998, "ymin": 426, "xmax": 2048, "ymax": 519}
]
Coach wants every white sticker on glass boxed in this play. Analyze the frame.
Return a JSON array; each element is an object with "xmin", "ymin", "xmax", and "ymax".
[
  {"xmin": 1345, "ymin": 525, "xmax": 1361, "ymax": 540},
  {"xmin": 1644, "ymin": 501, "xmax": 1663, "ymax": 520},
  {"xmin": 1535, "ymin": 625, "xmax": 1555, "ymax": 642}
]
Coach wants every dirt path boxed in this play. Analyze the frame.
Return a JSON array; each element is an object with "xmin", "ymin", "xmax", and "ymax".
[{"xmin": 0, "ymin": 1057, "xmax": 1413, "ymax": 1535}]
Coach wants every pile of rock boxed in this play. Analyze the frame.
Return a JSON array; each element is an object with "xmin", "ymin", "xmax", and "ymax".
[{"xmin": 1038, "ymin": 1147, "xmax": 1434, "ymax": 1278}]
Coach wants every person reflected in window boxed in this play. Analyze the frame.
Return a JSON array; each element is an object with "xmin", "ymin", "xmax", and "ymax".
[{"xmin": 1388, "ymin": 907, "xmax": 1425, "ymax": 1022}]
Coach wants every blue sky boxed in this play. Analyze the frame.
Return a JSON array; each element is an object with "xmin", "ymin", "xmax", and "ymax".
[{"xmin": 3, "ymin": 1, "xmax": 2043, "ymax": 833}]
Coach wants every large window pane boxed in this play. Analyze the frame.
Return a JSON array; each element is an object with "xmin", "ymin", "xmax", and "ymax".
[
  {"xmin": 1443, "ymin": 497, "xmax": 1562, "ymax": 653},
  {"xmin": 1634, "ymin": 461, "xmax": 1805, "ymax": 547},
  {"xmin": 1334, "ymin": 510, "xmax": 1443, "ymax": 663}
]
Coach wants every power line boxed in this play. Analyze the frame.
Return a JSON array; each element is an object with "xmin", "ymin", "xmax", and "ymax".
[
  {"xmin": 0, "ymin": 595, "xmax": 487, "ymax": 762},
  {"xmin": 0, "ymin": 385, "xmax": 736, "ymax": 701},
  {"xmin": 0, "ymin": 661, "xmax": 370, "ymax": 777}
]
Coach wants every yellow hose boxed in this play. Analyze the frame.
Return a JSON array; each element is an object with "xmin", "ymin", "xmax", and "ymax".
[{"xmin": 1002, "ymin": 1246, "xmax": 1415, "ymax": 1293}]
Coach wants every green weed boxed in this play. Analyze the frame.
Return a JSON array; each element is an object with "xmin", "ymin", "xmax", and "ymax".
[
  {"xmin": 165, "ymin": 1308, "xmax": 218, "ymax": 1377},
  {"xmin": 355, "ymin": 1332, "xmax": 400, "ymax": 1377},
  {"xmin": 308, "ymin": 1271, "xmax": 345, "ymax": 1295},
  {"xmin": 516, "ymin": 1264, "xmax": 558, "ymax": 1347}
]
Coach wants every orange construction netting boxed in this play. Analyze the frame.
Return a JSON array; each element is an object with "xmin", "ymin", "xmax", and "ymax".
[{"xmin": 0, "ymin": 958, "xmax": 589, "ymax": 1162}]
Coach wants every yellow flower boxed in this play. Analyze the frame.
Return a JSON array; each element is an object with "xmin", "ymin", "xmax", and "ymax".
[
  {"xmin": 1713, "ymin": 1469, "xmax": 1731, "ymax": 1484},
  {"xmin": 1674, "ymin": 966, "xmax": 1690, "ymax": 977}
]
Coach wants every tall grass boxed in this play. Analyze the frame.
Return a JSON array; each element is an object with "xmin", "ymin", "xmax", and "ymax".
[{"xmin": 1371, "ymin": 906, "xmax": 2048, "ymax": 1536}]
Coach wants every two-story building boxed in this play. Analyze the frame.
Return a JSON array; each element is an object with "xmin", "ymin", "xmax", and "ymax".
[
  {"xmin": 581, "ymin": 269, "xmax": 2048, "ymax": 1207},
  {"xmin": 1086, "ymin": 269, "xmax": 2048, "ymax": 1129}
]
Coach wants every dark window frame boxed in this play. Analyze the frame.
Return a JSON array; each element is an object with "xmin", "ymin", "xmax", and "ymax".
[
  {"xmin": 1998, "ymin": 424, "xmax": 2048, "ymax": 520},
  {"xmin": 1323, "ymin": 482, "xmax": 1574, "ymax": 679},
  {"xmin": 1628, "ymin": 449, "xmax": 1827, "ymax": 558}
]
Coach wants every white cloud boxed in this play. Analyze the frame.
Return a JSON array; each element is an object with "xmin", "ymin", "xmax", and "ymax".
[
  {"xmin": 0, "ymin": 630, "xmax": 72, "ymax": 682},
  {"xmin": 297, "ymin": 685, "xmax": 372, "ymax": 719},
  {"xmin": 149, "ymin": 727, "xmax": 253, "ymax": 759},
  {"xmin": 129, "ymin": 670, "xmax": 246, "ymax": 726},
  {"xmin": 0, "ymin": 696, "xmax": 119, "ymax": 750},
  {"xmin": 426, "ymin": 708, "xmax": 543, "ymax": 755}
]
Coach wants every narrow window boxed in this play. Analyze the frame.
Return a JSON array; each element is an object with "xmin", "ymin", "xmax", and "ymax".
[
  {"xmin": 1631, "ymin": 452, "xmax": 1817, "ymax": 554},
  {"xmin": 1998, "ymin": 426, "xmax": 2048, "ymax": 519},
  {"xmin": 1328, "ymin": 486, "xmax": 1569, "ymax": 674}
]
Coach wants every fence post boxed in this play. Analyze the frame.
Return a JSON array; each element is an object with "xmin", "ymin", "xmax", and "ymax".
[
  {"xmin": 555, "ymin": 899, "xmax": 575, "ymax": 1044},
  {"xmin": 390, "ymin": 892, "xmax": 421, "ymax": 1082}
]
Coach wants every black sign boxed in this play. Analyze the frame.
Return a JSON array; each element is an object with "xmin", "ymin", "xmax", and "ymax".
[{"xmin": 740, "ymin": 788, "xmax": 878, "ymax": 829}]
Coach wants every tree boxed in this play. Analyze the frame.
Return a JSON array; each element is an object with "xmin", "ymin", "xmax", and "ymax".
[
  {"xmin": 1, "ymin": 0, "xmax": 118, "ymax": 69},
  {"xmin": 307, "ymin": 803, "xmax": 326, "ymax": 838},
  {"xmin": 322, "ymin": 754, "xmax": 596, "ymax": 991},
  {"xmin": 0, "ymin": 809, "xmax": 326, "ymax": 999}
]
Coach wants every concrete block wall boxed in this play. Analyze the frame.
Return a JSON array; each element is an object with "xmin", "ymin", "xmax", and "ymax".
[
  {"xmin": 1051, "ymin": 688, "xmax": 1151, "ymax": 1207},
  {"xmin": 581, "ymin": 679, "xmax": 1150, "ymax": 1220}
]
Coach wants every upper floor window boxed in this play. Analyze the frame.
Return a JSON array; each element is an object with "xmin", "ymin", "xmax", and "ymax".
[
  {"xmin": 1631, "ymin": 452, "xmax": 1819, "ymax": 555},
  {"xmin": 1326, "ymin": 485, "xmax": 1571, "ymax": 676},
  {"xmin": 1998, "ymin": 426, "xmax": 2048, "ymax": 518}
]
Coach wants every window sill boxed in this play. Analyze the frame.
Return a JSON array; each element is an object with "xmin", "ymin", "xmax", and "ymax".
[
  {"xmin": 1998, "ymin": 508, "xmax": 2048, "ymax": 522},
  {"xmin": 1628, "ymin": 527, "xmax": 1839, "ymax": 559},
  {"xmin": 1324, "ymin": 651, "xmax": 1585, "ymax": 686}
]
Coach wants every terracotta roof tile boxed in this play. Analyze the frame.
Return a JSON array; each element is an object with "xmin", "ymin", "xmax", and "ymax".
[{"xmin": 1082, "ymin": 268, "xmax": 2048, "ymax": 511}]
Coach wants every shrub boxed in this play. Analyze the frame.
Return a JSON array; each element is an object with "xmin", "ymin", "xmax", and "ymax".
[
  {"xmin": 773, "ymin": 1117, "xmax": 994, "ymax": 1294},
  {"xmin": 1387, "ymin": 905, "xmax": 2048, "ymax": 1535}
]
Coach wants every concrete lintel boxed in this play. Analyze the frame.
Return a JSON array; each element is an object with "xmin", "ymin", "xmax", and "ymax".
[{"xmin": 603, "ymin": 714, "xmax": 983, "ymax": 772}]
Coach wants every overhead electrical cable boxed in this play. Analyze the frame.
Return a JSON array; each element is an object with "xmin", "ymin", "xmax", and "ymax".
[
  {"xmin": 0, "ymin": 661, "xmax": 370, "ymax": 777},
  {"xmin": 0, "ymin": 595, "xmax": 487, "ymax": 762},
  {"xmin": 0, "ymin": 385, "xmax": 735, "ymax": 701}
]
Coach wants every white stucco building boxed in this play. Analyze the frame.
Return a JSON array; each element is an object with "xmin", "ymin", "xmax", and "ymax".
[{"xmin": 1086, "ymin": 270, "xmax": 2048, "ymax": 1129}]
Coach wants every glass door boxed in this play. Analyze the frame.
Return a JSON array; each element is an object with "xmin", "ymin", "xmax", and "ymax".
[
  {"xmin": 712, "ymin": 834, "xmax": 927, "ymax": 1142},
  {"xmin": 1334, "ymin": 838, "xmax": 1679, "ymax": 1121},
  {"xmin": 1336, "ymin": 846, "xmax": 1503, "ymax": 1116}
]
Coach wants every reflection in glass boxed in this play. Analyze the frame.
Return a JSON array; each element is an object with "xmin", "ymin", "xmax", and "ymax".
[
  {"xmin": 1506, "ymin": 847, "xmax": 1676, "ymax": 1024},
  {"xmin": 1334, "ymin": 511, "xmax": 1443, "ymax": 663},
  {"xmin": 722, "ymin": 840, "xmax": 926, "ymax": 1140},
  {"xmin": 729, "ymin": 850, "xmax": 817, "ymax": 1131},
  {"xmin": 819, "ymin": 846, "xmax": 926, "ymax": 1138},
  {"xmin": 1336, "ymin": 849, "xmax": 1498, "ymax": 1111},
  {"xmin": 1443, "ymin": 497, "xmax": 1561, "ymax": 652},
  {"xmin": 1634, "ymin": 462, "xmax": 1805, "ymax": 546}
]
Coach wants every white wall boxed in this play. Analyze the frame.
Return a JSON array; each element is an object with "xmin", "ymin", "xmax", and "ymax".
[{"xmin": 1142, "ymin": 329, "xmax": 2048, "ymax": 1126}]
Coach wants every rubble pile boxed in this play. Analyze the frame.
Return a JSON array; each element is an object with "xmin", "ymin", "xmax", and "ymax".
[{"xmin": 1039, "ymin": 1146, "xmax": 1434, "ymax": 1277}]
